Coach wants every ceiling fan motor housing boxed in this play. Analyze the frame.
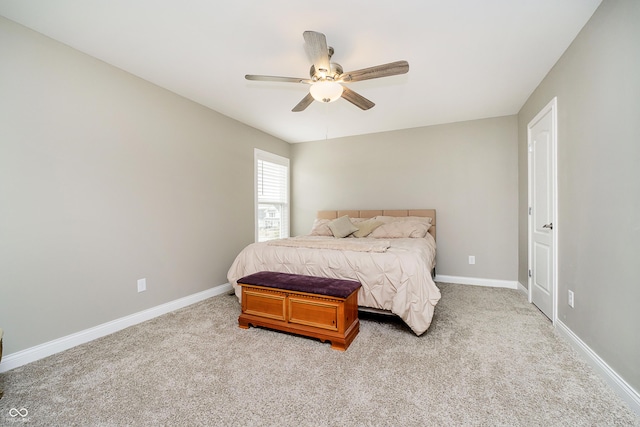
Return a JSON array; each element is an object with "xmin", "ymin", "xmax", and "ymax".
[{"xmin": 310, "ymin": 62, "xmax": 343, "ymax": 82}]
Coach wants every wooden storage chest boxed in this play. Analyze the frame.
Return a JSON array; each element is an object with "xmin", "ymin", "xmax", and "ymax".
[{"xmin": 237, "ymin": 272, "xmax": 360, "ymax": 351}]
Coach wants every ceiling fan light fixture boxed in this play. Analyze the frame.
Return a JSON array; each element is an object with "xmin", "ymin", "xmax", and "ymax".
[{"xmin": 310, "ymin": 80, "xmax": 343, "ymax": 103}]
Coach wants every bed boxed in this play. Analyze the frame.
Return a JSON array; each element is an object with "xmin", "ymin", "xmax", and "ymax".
[{"xmin": 227, "ymin": 209, "xmax": 440, "ymax": 335}]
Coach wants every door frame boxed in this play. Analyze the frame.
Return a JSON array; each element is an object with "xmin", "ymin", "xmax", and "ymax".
[{"xmin": 527, "ymin": 97, "xmax": 558, "ymax": 323}]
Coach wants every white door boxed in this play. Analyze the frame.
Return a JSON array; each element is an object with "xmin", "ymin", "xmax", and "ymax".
[{"xmin": 528, "ymin": 98, "xmax": 557, "ymax": 321}]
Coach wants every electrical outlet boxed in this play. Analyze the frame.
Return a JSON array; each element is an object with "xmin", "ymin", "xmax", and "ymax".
[
  {"xmin": 468, "ymin": 255, "xmax": 475, "ymax": 265},
  {"xmin": 137, "ymin": 278, "xmax": 147, "ymax": 293},
  {"xmin": 568, "ymin": 290, "xmax": 574, "ymax": 308}
]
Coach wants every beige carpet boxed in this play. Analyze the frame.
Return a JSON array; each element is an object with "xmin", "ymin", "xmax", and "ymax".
[{"xmin": 0, "ymin": 283, "xmax": 638, "ymax": 426}]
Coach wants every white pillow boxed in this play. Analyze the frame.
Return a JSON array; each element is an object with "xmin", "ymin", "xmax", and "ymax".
[
  {"xmin": 309, "ymin": 219, "xmax": 333, "ymax": 236},
  {"xmin": 328, "ymin": 215, "xmax": 359, "ymax": 238},
  {"xmin": 369, "ymin": 221, "xmax": 431, "ymax": 238}
]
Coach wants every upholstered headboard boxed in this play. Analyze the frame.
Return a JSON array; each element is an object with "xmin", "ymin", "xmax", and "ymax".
[{"xmin": 317, "ymin": 209, "xmax": 436, "ymax": 240}]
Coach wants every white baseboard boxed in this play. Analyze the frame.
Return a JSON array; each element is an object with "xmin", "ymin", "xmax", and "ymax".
[
  {"xmin": 435, "ymin": 274, "xmax": 518, "ymax": 289},
  {"xmin": 555, "ymin": 319, "xmax": 640, "ymax": 415},
  {"xmin": 0, "ymin": 283, "xmax": 233, "ymax": 373}
]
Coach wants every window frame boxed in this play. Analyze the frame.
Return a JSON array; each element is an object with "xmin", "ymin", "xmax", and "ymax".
[{"xmin": 254, "ymin": 148, "xmax": 290, "ymax": 242}]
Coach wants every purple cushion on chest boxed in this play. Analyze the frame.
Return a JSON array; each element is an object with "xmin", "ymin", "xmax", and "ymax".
[{"xmin": 238, "ymin": 271, "xmax": 361, "ymax": 299}]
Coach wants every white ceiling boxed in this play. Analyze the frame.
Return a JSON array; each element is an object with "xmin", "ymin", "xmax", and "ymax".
[{"xmin": 0, "ymin": 0, "xmax": 601, "ymax": 143}]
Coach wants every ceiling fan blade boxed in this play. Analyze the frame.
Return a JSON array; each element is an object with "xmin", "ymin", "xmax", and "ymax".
[
  {"xmin": 292, "ymin": 93, "xmax": 315, "ymax": 112},
  {"xmin": 245, "ymin": 75, "xmax": 311, "ymax": 84},
  {"xmin": 341, "ymin": 86, "xmax": 375, "ymax": 110},
  {"xmin": 303, "ymin": 31, "xmax": 331, "ymax": 76},
  {"xmin": 339, "ymin": 60, "xmax": 409, "ymax": 82}
]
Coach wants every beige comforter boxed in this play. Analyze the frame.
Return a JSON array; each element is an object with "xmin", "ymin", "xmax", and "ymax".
[{"xmin": 227, "ymin": 235, "xmax": 440, "ymax": 335}]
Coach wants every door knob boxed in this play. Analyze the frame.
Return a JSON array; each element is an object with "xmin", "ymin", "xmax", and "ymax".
[{"xmin": 542, "ymin": 223, "xmax": 553, "ymax": 230}]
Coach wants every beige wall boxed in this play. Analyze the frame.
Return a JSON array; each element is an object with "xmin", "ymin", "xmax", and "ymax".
[
  {"xmin": 0, "ymin": 17, "xmax": 289, "ymax": 355},
  {"xmin": 291, "ymin": 116, "xmax": 518, "ymax": 281},
  {"xmin": 518, "ymin": 0, "xmax": 640, "ymax": 392}
]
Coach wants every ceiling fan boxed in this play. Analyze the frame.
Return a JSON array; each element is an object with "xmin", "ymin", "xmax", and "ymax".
[{"xmin": 245, "ymin": 31, "xmax": 409, "ymax": 112}]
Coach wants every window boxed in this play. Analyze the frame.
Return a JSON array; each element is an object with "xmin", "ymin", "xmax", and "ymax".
[{"xmin": 255, "ymin": 149, "xmax": 289, "ymax": 242}]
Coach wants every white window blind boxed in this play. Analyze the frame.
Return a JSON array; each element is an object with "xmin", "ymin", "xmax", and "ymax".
[{"xmin": 255, "ymin": 149, "xmax": 289, "ymax": 242}]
